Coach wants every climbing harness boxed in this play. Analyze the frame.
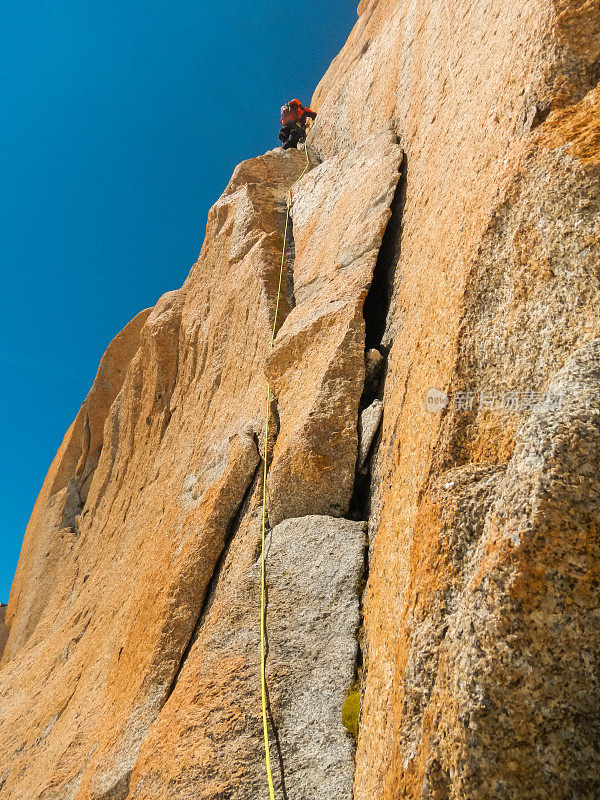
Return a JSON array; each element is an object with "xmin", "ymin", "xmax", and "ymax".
[{"xmin": 260, "ymin": 143, "xmax": 311, "ymax": 800}]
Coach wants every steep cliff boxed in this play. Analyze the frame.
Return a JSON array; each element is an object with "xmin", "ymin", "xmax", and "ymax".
[{"xmin": 1, "ymin": 1, "xmax": 599, "ymax": 799}]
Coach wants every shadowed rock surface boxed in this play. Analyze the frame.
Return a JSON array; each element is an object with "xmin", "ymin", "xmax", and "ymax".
[{"xmin": 1, "ymin": 2, "xmax": 600, "ymax": 799}]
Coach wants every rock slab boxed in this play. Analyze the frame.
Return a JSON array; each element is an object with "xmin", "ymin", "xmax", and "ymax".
[{"xmin": 126, "ymin": 513, "xmax": 365, "ymax": 800}]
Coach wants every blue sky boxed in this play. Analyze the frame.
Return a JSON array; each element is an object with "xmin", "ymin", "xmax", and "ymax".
[{"xmin": 0, "ymin": 1, "xmax": 357, "ymax": 601}]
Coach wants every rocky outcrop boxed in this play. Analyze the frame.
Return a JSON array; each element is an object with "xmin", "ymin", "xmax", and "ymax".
[
  {"xmin": 0, "ymin": 127, "xmax": 386, "ymax": 798},
  {"xmin": 0, "ymin": 148, "xmax": 318, "ymax": 800},
  {"xmin": 1, "ymin": 2, "xmax": 599, "ymax": 799}
]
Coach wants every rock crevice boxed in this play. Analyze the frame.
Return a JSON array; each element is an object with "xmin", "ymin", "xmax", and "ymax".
[{"xmin": 266, "ymin": 129, "xmax": 403, "ymax": 527}]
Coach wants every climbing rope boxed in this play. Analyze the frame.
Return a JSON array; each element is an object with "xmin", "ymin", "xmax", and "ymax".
[{"xmin": 260, "ymin": 141, "xmax": 311, "ymax": 800}]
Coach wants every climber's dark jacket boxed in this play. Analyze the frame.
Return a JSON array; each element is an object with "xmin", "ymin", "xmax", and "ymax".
[{"xmin": 279, "ymin": 122, "xmax": 307, "ymax": 150}]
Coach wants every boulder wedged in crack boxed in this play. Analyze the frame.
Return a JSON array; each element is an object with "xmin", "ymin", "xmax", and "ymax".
[
  {"xmin": 266, "ymin": 129, "xmax": 403, "ymax": 527},
  {"xmin": 126, "ymin": 513, "xmax": 365, "ymax": 800}
]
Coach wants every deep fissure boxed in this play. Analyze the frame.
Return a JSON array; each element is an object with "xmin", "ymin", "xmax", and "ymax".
[
  {"xmin": 363, "ymin": 154, "xmax": 407, "ymax": 353},
  {"xmin": 346, "ymin": 156, "xmax": 407, "ymax": 738},
  {"xmin": 272, "ymin": 180, "xmax": 300, "ymax": 340},
  {"xmin": 350, "ymin": 156, "xmax": 407, "ymax": 521},
  {"xmin": 284, "ymin": 213, "xmax": 296, "ymax": 312},
  {"xmin": 166, "ymin": 150, "xmax": 406, "ymax": 780}
]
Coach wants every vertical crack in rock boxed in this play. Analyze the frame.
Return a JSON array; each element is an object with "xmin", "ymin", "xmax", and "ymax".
[
  {"xmin": 0, "ymin": 147, "xmax": 309, "ymax": 800},
  {"xmin": 125, "ymin": 515, "xmax": 366, "ymax": 800},
  {"xmin": 342, "ymin": 157, "xmax": 407, "ymax": 748},
  {"xmin": 59, "ymin": 478, "xmax": 84, "ymax": 533},
  {"xmin": 117, "ymin": 138, "xmax": 399, "ymax": 797},
  {"xmin": 3, "ymin": 3, "xmax": 600, "ymax": 799},
  {"xmin": 164, "ymin": 459, "xmax": 262, "ymax": 703},
  {"xmin": 266, "ymin": 129, "xmax": 404, "ymax": 527},
  {"xmin": 283, "ymin": 210, "xmax": 296, "ymax": 312},
  {"xmin": 362, "ymin": 153, "xmax": 407, "ymax": 353},
  {"xmin": 350, "ymin": 156, "xmax": 406, "ymax": 522}
]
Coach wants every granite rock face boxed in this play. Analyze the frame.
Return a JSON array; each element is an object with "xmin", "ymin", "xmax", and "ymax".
[
  {"xmin": 409, "ymin": 339, "xmax": 600, "ymax": 800},
  {"xmin": 0, "ymin": 148, "xmax": 318, "ymax": 800},
  {"xmin": 1, "ymin": 2, "xmax": 600, "ymax": 800},
  {"xmin": 306, "ymin": 1, "xmax": 600, "ymax": 798},
  {"xmin": 127, "ymin": 514, "xmax": 365, "ymax": 800},
  {"xmin": 0, "ymin": 132, "xmax": 389, "ymax": 798},
  {"xmin": 266, "ymin": 130, "xmax": 402, "ymax": 525}
]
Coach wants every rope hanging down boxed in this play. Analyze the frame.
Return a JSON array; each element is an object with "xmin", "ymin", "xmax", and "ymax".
[{"xmin": 260, "ymin": 143, "xmax": 311, "ymax": 800}]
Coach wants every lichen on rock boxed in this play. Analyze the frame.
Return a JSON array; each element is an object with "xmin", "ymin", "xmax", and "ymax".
[{"xmin": 342, "ymin": 687, "xmax": 361, "ymax": 740}]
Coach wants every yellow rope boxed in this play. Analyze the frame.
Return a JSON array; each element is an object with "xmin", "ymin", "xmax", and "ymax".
[{"xmin": 260, "ymin": 141, "xmax": 311, "ymax": 800}]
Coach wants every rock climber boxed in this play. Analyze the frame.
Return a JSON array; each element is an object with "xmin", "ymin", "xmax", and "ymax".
[{"xmin": 279, "ymin": 99, "xmax": 317, "ymax": 150}]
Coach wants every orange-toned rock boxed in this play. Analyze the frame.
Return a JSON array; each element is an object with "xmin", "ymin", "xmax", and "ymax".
[
  {"xmin": 0, "ymin": 148, "xmax": 309, "ymax": 800},
  {"xmin": 307, "ymin": 1, "xmax": 600, "ymax": 798},
  {"xmin": 127, "ymin": 512, "xmax": 365, "ymax": 800},
  {"xmin": 3, "ymin": 307, "xmax": 150, "ymax": 662},
  {"xmin": 266, "ymin": 130, "xmax": 402, "ymax": 525},
  {"xmin": 1, "ymin": 2, "xmax": 600, "ymax": 799}
]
